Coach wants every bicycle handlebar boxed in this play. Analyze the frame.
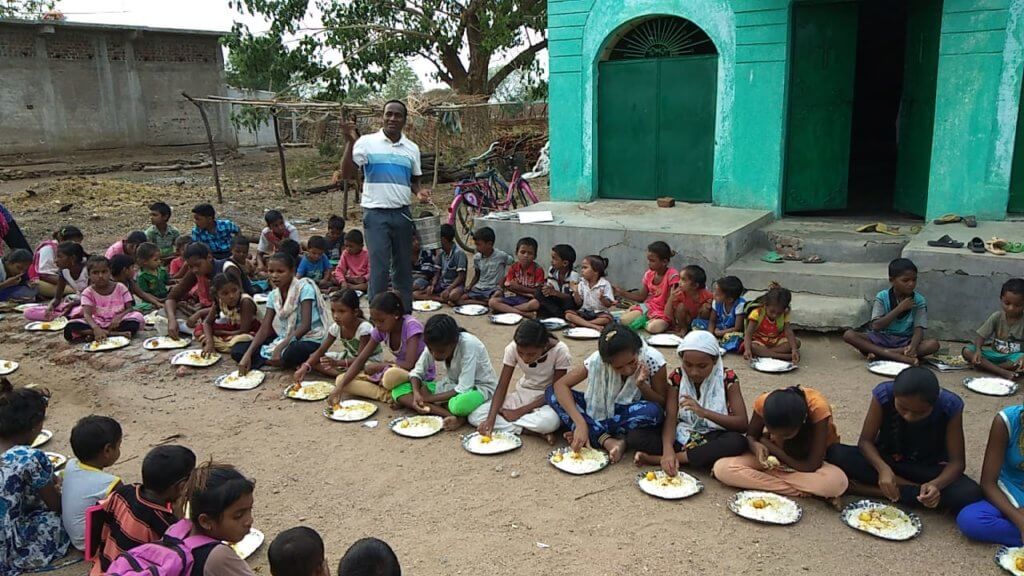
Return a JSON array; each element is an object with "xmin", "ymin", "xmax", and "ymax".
[{"xmin": 467, "ymin": 141, "xmax": 499, "ymax": 164}]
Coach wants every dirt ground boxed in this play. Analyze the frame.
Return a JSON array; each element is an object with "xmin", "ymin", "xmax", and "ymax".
[{"xmin": 0, "ymin": 150, "xmax": 1009, "ymax": 576}]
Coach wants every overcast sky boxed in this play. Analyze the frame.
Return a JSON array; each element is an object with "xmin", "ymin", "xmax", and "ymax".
[{"xmin": 54, "ymin": 0, "xmax": 448, "ymax": 89}]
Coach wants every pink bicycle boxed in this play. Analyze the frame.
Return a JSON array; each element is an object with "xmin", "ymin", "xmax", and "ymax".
[{"xmin": 447, "ymin": 140, "xmax": 542, "ymax": 252}]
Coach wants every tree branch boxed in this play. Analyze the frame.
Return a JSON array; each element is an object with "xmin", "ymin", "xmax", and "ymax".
[
  {"xmin": 417, "ymin": 49, "xmax": 453, "ymax": 84},
  {"xmin": 487, "ymin": 39, "xmax": 548, "ymax": 93}
]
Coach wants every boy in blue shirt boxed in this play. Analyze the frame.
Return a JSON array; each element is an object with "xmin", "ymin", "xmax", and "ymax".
[
  {"xmin": 297, "ymin": 235, "xmax": 333, "ymax": 290},
  {"xmin": 843, "ymin": 258, "xmax": 940, "ymax": 365}
]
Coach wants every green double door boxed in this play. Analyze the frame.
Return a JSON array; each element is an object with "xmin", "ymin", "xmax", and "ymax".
[
  {"xmin": 784, "ymin": 0, "xmax": 941, "ymax": 216},
  {"xmin": 597, "ymin": 55, "xmax": 717, "ymax": 202}
]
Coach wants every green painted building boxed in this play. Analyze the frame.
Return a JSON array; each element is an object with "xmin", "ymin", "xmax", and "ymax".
[{"xmin": 548, "ymin": 0, "xmax": 1024, "ymax": 220}]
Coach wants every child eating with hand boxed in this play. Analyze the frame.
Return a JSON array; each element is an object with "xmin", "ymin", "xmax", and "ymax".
[
  {"xmin": 0, "ymin": 248, "xmax": 35, "ymax": 302},
  {"xmin": 64, "ymin": 256, "xmax": 145, "ymax": 343},
  {"xmin": 200, "ymin": 273, "xmax": 260, "ymax": 354},
  {"xmin": 962, "ymin": 278, "xmax": 1024, "ymax": 380}
]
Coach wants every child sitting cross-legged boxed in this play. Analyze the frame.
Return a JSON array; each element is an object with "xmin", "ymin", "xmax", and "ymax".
[
  {"xmin": 91, "ymin": 445, "xmax": 196, "ymax": 576},
  {"xmin": 743, "ymin": 283, "xmax": 801, "ymax": 363},
  {"xmin": 958, "ymin": 401, "xmax": 1024, "ymax": 547},
  {"xmin": 64, "ymin": 255, "xmax": 145, "ymax": 343},
  {"xmin": 337, "ymin": 538, "xmax": 401, "ymax": 576},
  {"xmin": 706, "ymin": 275, "xmax": 746, "ymax": 353},
  {"xmin": 295, "ymin": 289, "xmax": 383, "ymax": 380},
  {"xmin": 843, "ymin": 257, "xmax": 939, "ymax": 365},
  {"xmin": 565, "ymin": 255, "xmax": 615, "ymax": 330},
  {"xmin": 535, "ymin": 244, "xmax": 579, "ymax": 319},
  {"xmin": 0, "ymin": 379, "xmax": 69, "ymax": 574},
  {"xmin": 488, "ymin": 236, "xmax": 546, "ymax": 317},
  {"xmin": 269, "ymin": 526, "xmax": 329, "ymax": 576},
  {"xmin": 0, "ymin": 248, "xmax": 35, "ymax": 302},
  {"xmin": 410, "ymin": 231, "xmax": 438, "ymax": 296},
  {"xmin": 616, "ymin": 241, "xmax": 680, "ymax": 335},
  {"xmin": 27, "ymin": 241, "xmax": 88, "ymax": 323},
  {"xmin": 417, "ymin": 223, "xmax": 467, "ymax": 304},
  {"xmin": 134, "ymin": 242, "xmax": 169, "ymax": 308},
  {"xmin": 393, "ymin": 314, "xmax": 498, "ymax": 430},
  {"xmin": 470, "ymin": 319, "xmax": 569, "ymax": 444},
  {"xmin": 670, "ymin": 264, "xmax": 713, "ymax": 336},
  {"xmin": 62, "ymin": 415, "xmax": 123, "ymax": 552},
  {"xmin": 199, "ymin": 273, "xmax": 260, "ymax": 354},
  {"xmin": 324, "ymin": 215, "xmax": 345, "ymax": 263},
  {"xmin": 962, "ymin": 277, "xmax": 1024, "ymax": 380},
  {"xmin": 297, "ymin": 235, "xmax": 334, "ymax": 290},
  {"xmin": 548, "ymin": 325, "xmax": 667, "ymax": 463},
  {"xmin": 332, "ymin": 230, "xmax": 369, "ymax": 293},
  {"xmin": 452, "ymin": 226, "xmax": 512, "ymax": 305}
]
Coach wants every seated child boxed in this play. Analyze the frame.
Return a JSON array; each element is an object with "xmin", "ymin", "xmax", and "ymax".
[
  {"xmin": 278, "ymin": 238, "xmax": 302, "ymax": 262},
  {"xmin": 228, "ymin": 235, "xmax": 258, "ymax": 295},
  {"xmin": 168, "ymin": 234, "xmax": 192, "ymax": 280},
  {"xmin": 111, "ymin": 253, "xmax": 159, "ymax": 313},
  {"xmin": 325, "ymin": 215, "xmax": 346, "ymax": 263},
  {"xmin": 743, "ymin": 283, "xmax": 801, "ymax": 363},
  {"xmin": 547, "ymin": 325, "xmax": 667, "ymax": 463},
  {"xmin": 452, "ymin": 227, "xmax": 512, "ymax": 305},
  {"xmin": 0, "ymin": 379, "xmax": 69, "ymax": 573},
  {"xmin": 297, "ymin": 235, "xmax": 333, "ymax": 289},
  {"xmin": 536, "ymin": 244, "xmax": 579, "ymax": 319},
  {"xmin": 28, "ymin": 241, "xmax": 88, "ymax": 322},
  {"xmin": 470, "ymin": 320, "xmax": 569, "ymax": 442},
  {"xmin": 963, "ymin": 278, "xmax": 1023, "ymax": 380},
  {"xmin": 410, "ymin": 232, "xmax": 438, "ymax": 294},
  {"xmin": 705, "ymin": 275, "xmax": 746, "ymax": 353},
  {"xmin": 565, "ymin": 255, "xmax": 615, "ymax": 330},
  {"xmin": 827, "ymin": 367, "xmax": 981, "ymax": 513},
  {"xmin": 145, "ymin": 201, "xmax": 180, "ymax": 261},
  {"xmin": 713, "ymin": 386, "xmax": 848, "ymax": 499},
  {"xmin": 257, "ymin": 209, "xmax": 301, "ymax": 270},
  {"xmin": 105, "ymin": 230, "xmax": 147, "ymax": 260},
  {"xmin": 843, "ymin": 258, "xmax": 940, "ymax": 365},
  {"xmin": 333, "ymin": 230, "xmax": 369, "ymax": 292},
  {"xmin": 295, "ymin": 289, "xmax": 383, "ymax": 380},
  {"xmin": 419, "ymin": 224, "xmax": 467, "ymax": 304},
  {"xmin": 64, "ymin": 256, "xmax": 145, "ymax": 343},
  {"xmin": 0, "ymin": 248, "xmax": 35, "ymax": 302},
  {"xmin": 670, "ymin": 265, "xmax": 713, "ymax": 335},
  {"xmin": 134, "ymin": 242, "xmax": 169, "ymax": 306},
  {"xmin": 394, "ymin": 314, "xmax": 498, "ymax": 430},
  {"xmin": 200, "ymin": 273, "xmax": 260, "ymax": 354},
  {"xmin": 338, "ymin": 538, "xmax": 401, "ymax": 576},
  {"xmin": 488, "ymin": 237, "xmax": 545, "ymax": 317},
  {"xmin": 191, "ymin": 203, "xmax": 240, "ymax": 260},
  {"xmin": 328, "ymin": 292, "xmax": 429, "ymax": 405},
  {"xmin": 269, "ymin": 526, "xmax": 328, "ymax": 576},
  {"xmin": 31, "ymin": 225, "xmax": 84, "ymax": 298},
  {"xmin": 631, "ymin": 330, "xmax": 749, "ymax": 472},
  {"xmin": 108, "ymin": 462, "xmax": 255, "ymax": 576},
  {"xmin": 62, "ymin": 415, "xmax": 122, "ymax": 552},
  {"xmin": 617, "ymin": 241, "xmax": 680, "ymax": 335},
  {"xmin": 91, "ymin": 445, "xmax": 196, "ymax": 575},
  {"xmin": 958, "ymin": 404, "xmax": 1024, "ymax": 546}
]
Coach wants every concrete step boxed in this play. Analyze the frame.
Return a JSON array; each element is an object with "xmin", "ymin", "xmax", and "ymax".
[
  {"xmin": 725, "ymin": 253, "xmax": 890, "ymax": 300},
  {"xmin": 745, "ymin": 291, "xmax": 871, "ymax": 332},
  {"xmin": 757, "ymin": 226, "xmax": 908, "ymax": 263}
]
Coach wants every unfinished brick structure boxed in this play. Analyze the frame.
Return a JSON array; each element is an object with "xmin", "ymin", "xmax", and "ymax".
[{"xmin": 0, "ymin": 19, "xmax": 235, "ymax": 155}]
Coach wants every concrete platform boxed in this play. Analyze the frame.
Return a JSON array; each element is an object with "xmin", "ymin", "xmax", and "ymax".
[
  {"xmin": 757, "ymin": 218, "xmax": 911, "ymax": 263},
  {"xmin": 476, "ymin": 201, "xmax": 773, "ymax": 283},
  {"xmin": 725, "ymin": 254, "xmax": 891, "ymax": 300},
  {"xmin": 903, "ymin": 220, "xmax": 1024, "ymax": 340},
  {"xmin": 746, "ymin": 291, "xmax": 872, "ymax": 332}
]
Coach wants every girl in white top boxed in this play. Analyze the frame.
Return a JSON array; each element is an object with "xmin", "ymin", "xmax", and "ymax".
[
  {"xmin": 470, "ymin": 320, "xmax": 570, "ymax": 442},
  {"xmin": 566, "ymin": 255, "xmax": 616, "ymax": 330},
  {"xmin": 295, "ymin": 288, "xmax": 383, "ymax": 380},
  {"xmin": 398, "ymin": 314, "xmax": 498, "ymax": 430}
]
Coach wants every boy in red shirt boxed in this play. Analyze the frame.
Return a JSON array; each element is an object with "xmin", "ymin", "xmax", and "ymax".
[
  {"xmin": 489, "ymin": 237, "xmax": 545, "ymax": 317},
  {"xmin": 671, "ymin": 264, "xmax": 713, "ymax": 335}
]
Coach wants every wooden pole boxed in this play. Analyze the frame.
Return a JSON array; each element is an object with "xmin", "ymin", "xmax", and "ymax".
[
  {"xmin": 271, "ymin": 108, "xmax": 292, "ymax": 197},
  {"xmin": 181, "ymin": 92, "xmax": 223, "ymax": 204},
  {"xmin": 431, "ymin": 119, "xmax": 441, "ymax": 191}
]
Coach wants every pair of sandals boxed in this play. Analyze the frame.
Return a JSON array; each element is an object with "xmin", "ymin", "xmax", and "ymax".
[
  {"xmin": 929, "ymin": 235, "xmax": 1023, "ymax": 254},
  {"xmin": 934, "ymin": 213, "xmax": 977, "ymax": 227},
  {"xmin": 761, "ymin": 250, "xmax": 826, "ymax": 264}
]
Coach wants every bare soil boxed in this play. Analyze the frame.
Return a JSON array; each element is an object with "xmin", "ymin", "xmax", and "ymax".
[{"xmin": 0, "ymin": 150, "xmax": 1002, "ymax": 576}]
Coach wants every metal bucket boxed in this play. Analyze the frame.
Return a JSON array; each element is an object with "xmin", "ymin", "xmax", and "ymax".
[{"xmin": 412, "ymin": 214, "xmax": 442, "ymax": 249}]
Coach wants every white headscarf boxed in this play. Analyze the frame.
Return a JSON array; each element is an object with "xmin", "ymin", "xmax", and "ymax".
[
  {"xmin": 673, "ymin": 330, "xmax": 728, "ymax": 446},
  {"xmin": 583, "ymin": 344, "xmax": 665, "ymax": 422}
]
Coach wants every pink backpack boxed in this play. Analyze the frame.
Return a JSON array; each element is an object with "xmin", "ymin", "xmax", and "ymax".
[
  {"xmin": 105, "ymin": 519, "xmax": 217, "ymax": 576},
  {"xmin": 28, "ymin": 239, "xmax": 57, "ymax": 281}
]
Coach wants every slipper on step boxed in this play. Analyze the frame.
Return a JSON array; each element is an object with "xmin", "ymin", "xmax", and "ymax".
[
  {"xmin": 933, "ymin": 213, "xmax": 962, "ymax": 224},
  {"xmin": 964, "ymin": 215, "xmax": 977, "ymax": 228},
  {"xmin": 781, "ymin": 249, "xmax": 802, "ymax": 261},
  {"xmin": 855, "ymin": 222, "xmax": 902, "ymax": 236},
  {"xmin": 760, "ymin": 251, "xmax": 783, "ymax": 264},
  {"xmin": 968, "ymin": 237, "xmax": 986, "ymax": 253},
  {"xmin": 927, "ymin": 235, "xmax": 964, "ymax": 249},
  {"xmin": 986, "ymin": 239, "xmax": 1007, "ymax": 256},
  {"xmin": 1006, "ymin": 242, "xmax": 1024, "ymax": 254},
  {"xmin": 802, "ymin": 255, "xmax": 826, "ymax": 264}
]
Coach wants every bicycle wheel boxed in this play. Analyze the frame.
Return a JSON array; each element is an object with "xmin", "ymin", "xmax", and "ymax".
[{"xmin": 451, "ymin": 194, "xmax": 481, "ymax": 253}]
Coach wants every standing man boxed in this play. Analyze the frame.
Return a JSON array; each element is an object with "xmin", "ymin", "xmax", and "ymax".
[{"xmin": 335, "ymin": 100, "xmax": 430, "ymax": 312}]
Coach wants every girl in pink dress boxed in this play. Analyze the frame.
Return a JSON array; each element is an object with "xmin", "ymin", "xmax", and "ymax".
[
  {"xmin": 616, "ymin": 241, "xmax": 680, "ymax": 335},
  {"xmin": 62, "ymin": 256, "xmax": 145, "ymax": 343}
]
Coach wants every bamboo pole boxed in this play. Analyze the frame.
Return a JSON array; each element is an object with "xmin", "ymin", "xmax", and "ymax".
[
  {"xmin": 271, "ymin": 108, "xmax": 292, "ymax": 197},
  {"xmin": 181, "ymin": 92, "xmax": 223, "ymax": 204}
]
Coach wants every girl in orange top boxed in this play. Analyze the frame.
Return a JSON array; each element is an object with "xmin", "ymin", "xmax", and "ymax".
[
  {"xmin": 713, "ymin": 386, "xmax": 848, "ymax": 499},
  {"xmin": 743, "ymin": 283, "xmax": 801, "ymax": 363}
]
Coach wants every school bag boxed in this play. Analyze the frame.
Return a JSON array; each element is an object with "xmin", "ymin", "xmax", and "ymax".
[{"xmin": 104, "ymin": 518, "xmax": 217, "ymax": 576}]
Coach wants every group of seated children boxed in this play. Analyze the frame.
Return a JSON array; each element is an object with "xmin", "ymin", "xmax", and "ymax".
[{"xmin": 0, "ymin": 377, "xmax": 401, "ymax": 576}]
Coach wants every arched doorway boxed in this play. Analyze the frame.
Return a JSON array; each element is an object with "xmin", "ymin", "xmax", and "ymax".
[{"xmin": 597, "ymin": 16, "xmax": 718, "ymax": 202}]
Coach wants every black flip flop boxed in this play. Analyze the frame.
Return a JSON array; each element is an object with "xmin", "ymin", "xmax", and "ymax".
[
  {"xmin": 927, "ymin": 235, "xmax": 964, "ymax": 249},
  {"xmin": 968, "ymin": 237, "xmax": 986, "ymax": 253},
  {"xmin": 964, "ymin": 215, "xmax": 978, "ymax": 228}
]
